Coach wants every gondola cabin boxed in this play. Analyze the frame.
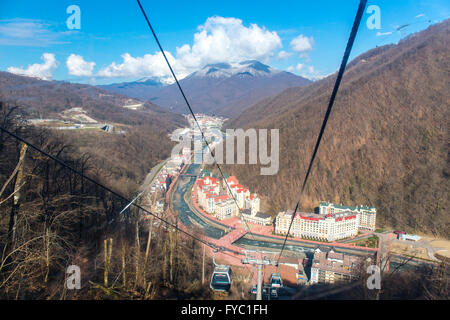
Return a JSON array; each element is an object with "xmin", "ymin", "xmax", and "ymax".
[
  {"xmin": 269, "ymin": 273, "xmax": 283, "ymax": 288},
  {"xmin": 210, "ymin": 265, "xmax": 232, "ymax": 292},
  {"xmin": 270, "ymin": 287, "xmax": 279, "ymax": 299},
  {"xmin": 251, "ymin": 285, "xmax": 257, "ymax": 295}
]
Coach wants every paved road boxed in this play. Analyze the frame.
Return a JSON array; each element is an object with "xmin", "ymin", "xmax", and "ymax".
[
  {"xmin": 390, "ymin": 238, "xmax": 445, "ymax": 262},
  {"xmin": 139, "ymin": 159, "xmax": 168, "ymax": 192},
  {"xmin": 338, "ymin": 232, "xmax": 375, "ymax": 244}
]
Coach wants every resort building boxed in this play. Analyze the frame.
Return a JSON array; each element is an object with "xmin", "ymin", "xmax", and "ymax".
[
  {"xmin": 275, "ymin": 209, "xmax": 360, "ymax": 241},
  {"xmin": 197, "ymin": 176, "xmax": 221, "ymax": 211},
  {"xmin": 214, "ymin": 198, "xmax": 238, "ymax": 220},
  {"xmin": 196, "ymin": 174, "xmax": 262, "ymax": 221},
  {"xmin": 319, "ymin": 202, "xmax": 377, "ymax": 231},
  {"xmin": 310, "ymin": 247, "xmax": 362, "ymax": 284},
  {"xmin": 226, "ymin": 176, "xmax": 260, "ymax": 213},
  {"xmin": 241, "ymin": 209, "xmax": 272, "ymax": 226}
]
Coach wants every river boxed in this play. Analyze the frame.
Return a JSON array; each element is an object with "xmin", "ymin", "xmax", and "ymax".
[
  {"xmin": 170, "ymin": 155, "xmax": 432, "ymax": 272},
  {"xmin": 172, "ymin": 163, "xmax": 226, "ymax": 239}
]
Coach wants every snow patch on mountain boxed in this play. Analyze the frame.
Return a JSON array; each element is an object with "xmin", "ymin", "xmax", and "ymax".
[{"xmin": 190, "ymin": 60, "xmax": 282, "ymax": 79}]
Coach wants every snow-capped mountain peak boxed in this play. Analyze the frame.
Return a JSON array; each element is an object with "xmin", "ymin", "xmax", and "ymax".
[
  {"xmin": 191, "ymin": 60, "xmax": 281, "ymax": 79},
  {"xmin": 99, "ymin": 59, "xmax": 311, "ymax": 117},
  {"xmin": 135, "ymin": 76, "xmax": 169, "ymax": 86}
]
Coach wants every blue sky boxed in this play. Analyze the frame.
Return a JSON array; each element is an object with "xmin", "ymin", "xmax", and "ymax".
[{"xmin": 0, "ymin": 0, "xmax": 448, "ymax": 84}]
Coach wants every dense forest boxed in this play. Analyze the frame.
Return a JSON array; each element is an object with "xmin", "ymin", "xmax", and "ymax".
[
  {"xmin": 0, "ymin": 71, "xmax": 185, "ymax": 129},
  {"xmin": 0, "ymin": 103, "xmax": 214, "ymax": 299},
  {"xmin": 223, "ymin": 20, "xmax": 449, "ymax": 237},
  {"xmin": 293, "ymin": 258, "xmax": 449, "ymax": 300},
  {"xmin": 0, "ymin": 71, "xmax": 189, "ymax": 194},
  {"xmin": 0, "ymin": 71, "xmax": 214, "ymax": 299}
]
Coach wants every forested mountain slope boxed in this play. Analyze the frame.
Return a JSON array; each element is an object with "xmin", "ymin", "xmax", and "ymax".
[
  {"xmin": 0, "ymin": 72, "xmax": 187, "ymax": 193},
  {"xmin": 224, "ymin": 20, "xmax": 449, "ymax": 236},
  {"xmin": 101, "ymin": 60, "xmax": 311, "ymax": 117}
]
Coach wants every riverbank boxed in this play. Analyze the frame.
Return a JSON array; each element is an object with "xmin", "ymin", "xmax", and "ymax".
[{"xmin": 185, "ymin": 187, "xmax": 234, "ymax": 233}]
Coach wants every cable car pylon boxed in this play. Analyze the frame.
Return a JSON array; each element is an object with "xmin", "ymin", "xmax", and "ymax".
[{"xmin": 241, "ymin": 250, "xmax": 278, "ymax": 300}]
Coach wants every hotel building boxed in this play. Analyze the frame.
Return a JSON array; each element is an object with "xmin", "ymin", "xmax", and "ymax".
[
  {"xmin": 196, "ymin": 175, "xmax": 261, "ymax": 221},
  {"xmin": 319, "ymin": 202, "xmax": 377, "ymax": 231},
  {"xmin": 310, "ymin": 247, "xmax": 362, "ymax": 284},
  {"xmin": 275, "ymin": 209, "xmax": 360, "ymax": 242},
  {"xmin": 241, "ymin": 209, "xmax": 272, "ymax": 226}
]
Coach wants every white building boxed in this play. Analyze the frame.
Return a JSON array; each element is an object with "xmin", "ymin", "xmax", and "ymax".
[
  {"xmin": 275, "ymin": 209, "xmax": 359, "ymax": 242},
  {"xmin": 197, "ymin": 176, "xmax": 221, "ymax": 211},
  {"xmin": 214, "ymin": 199, "xmax": 238, "ymax": 220},
  {"xmin": 241, "ymin": 209, "xmax": 272, "ymax": 226},
  {"xmin": 310, "ymin": 247, "xmax": 361, "ymax": 284},
  {"xmin": 399, "ymin": 234, "xmax": 421, "ymax": 241},
  {"xmin": 245, "ymin": 195, "xmax": 260, "ymax": 214},
  {"xmin": 196, "ymin": 174, "xmax": 260, "ymax": 221},
  {"xmin": 225, "ymin": 176, "xmax": 260, "ymax": 212},
  {"xmin": 319, "ymin": 202, "xmax": 376, "ymax": 231}
]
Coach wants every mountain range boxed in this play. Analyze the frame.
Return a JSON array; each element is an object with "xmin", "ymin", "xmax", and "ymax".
[
  {"xmin": 0, "ymin": 71, "xmax": 187, "ymax": 193},
  {"xmin": 100, "ymin": 60, "xmax": 311, "ymax": 117},
  {"xmin": 1, "ymin": 20, "xmax": 448, "ymax": 237},
  {"xmin": 0, "ymin": 71, "xmax": 184, "ymax": 129}
]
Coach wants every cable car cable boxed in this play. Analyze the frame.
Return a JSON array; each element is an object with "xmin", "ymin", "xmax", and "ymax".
[
  {"xmin": 276, "ymin": 0, "xmax": 368, "ymax": 266},
  {"xmin": 0, "ymin": 124, "xmax": 243, "ymax": 264},
  {"xmin": 136, "ymin": 0, "xmax": 262, "ymax": 246},
  {"xmin": 376, "ymin": 15, "xmax": 447, "ymax": 48}
]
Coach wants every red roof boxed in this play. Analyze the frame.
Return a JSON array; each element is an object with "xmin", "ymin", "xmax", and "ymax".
[
  {"xmin": 300, "ymin": 216, "xmax": 320, "ymax": 221},
  {"xmin": 214, "ymin": 195, "xmax": 229, "ymax": 202},
  {"xmin": 227, "ymin": 176, "xmax": 239, "ymax": 185},
  {"xmin": 197, "ymin": 176, "xmax": 219, "ymax": 189}
]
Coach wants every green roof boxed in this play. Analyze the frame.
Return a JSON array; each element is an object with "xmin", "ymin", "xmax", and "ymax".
[
  {"xmin": 333, "ymin": 204, "xmax": 357, "ymax": 211},
  {"xmin": 320, "ymin": 201, "xmax": 376, "ymax": 211},
  {"xmin": 199, "ymin": 169, "xmax": 211, "ymax": 178}
]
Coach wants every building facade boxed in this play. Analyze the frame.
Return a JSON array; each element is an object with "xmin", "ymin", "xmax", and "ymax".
[
  {"xmin": 196, "ymin": 175, "xmax": 261, "ymax": 221},
  {"xmin": 214, "ymin": 199, "xmax": 238, "ymax": 220},
  {"xmin": 275, "ymin": 209, "xmax": 360, "ymax": 242},
  {"xmin": 197, "ymin": 176, "xmax": 221, "ymax": 213},
  {"xmin": 319, "ymin": 202, "xmax": 376, "ymax": 231},
  {"xmin": 241, "ymin": 209, "xmax": 272, "ymax": 226},
  {"xmin": 310, "ymin": 247, "xmax": 361, "ymax": 284}
]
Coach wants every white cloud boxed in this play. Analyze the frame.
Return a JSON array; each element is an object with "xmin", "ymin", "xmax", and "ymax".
[
  {"xmin": 66, "ymin": 54, "xmax": 96, "ymax": 76},
  {"xmin": 376, "ymin": 31, "xmax": 393, "ymax": 36},
  {"xmin": 415, "ymin": 14, "xmax": 425, "ymax": 18},
  {"xmin": 7, "ymin": 53, "xmax": 58, "ymax": 80},
  {"xmin": 97, "ymin": 52, "xmax": 182, "ymax": 84},
  {"xmin": 299, "ymin": 65, "xmax": 325, "ymax": 81},
  {"xmin": 288, "ymin": 64, "xmax": 325, "ymax": 81},
  {"xmin": 277, "ymin": 50, "xmax": 293, "ymax": 60},
  {"xmin": 290, "ymin": 34, "xmax": 314, "ymax": 53},
  {"xmin": 177, "ymin": 16, "xmax": 282, "ymax": 68},
  {"xmin": 97, "ymin": 16, "xmax": 282, "ymax": 80},
  {"xmin": 0, "ymin": 19, "xmax": 72, "ymax": 46}
]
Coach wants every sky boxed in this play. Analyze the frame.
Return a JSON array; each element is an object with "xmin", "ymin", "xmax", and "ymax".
[{"xmin": 0, "ymin": 0, "xmax": 448, "ymax": 84}]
